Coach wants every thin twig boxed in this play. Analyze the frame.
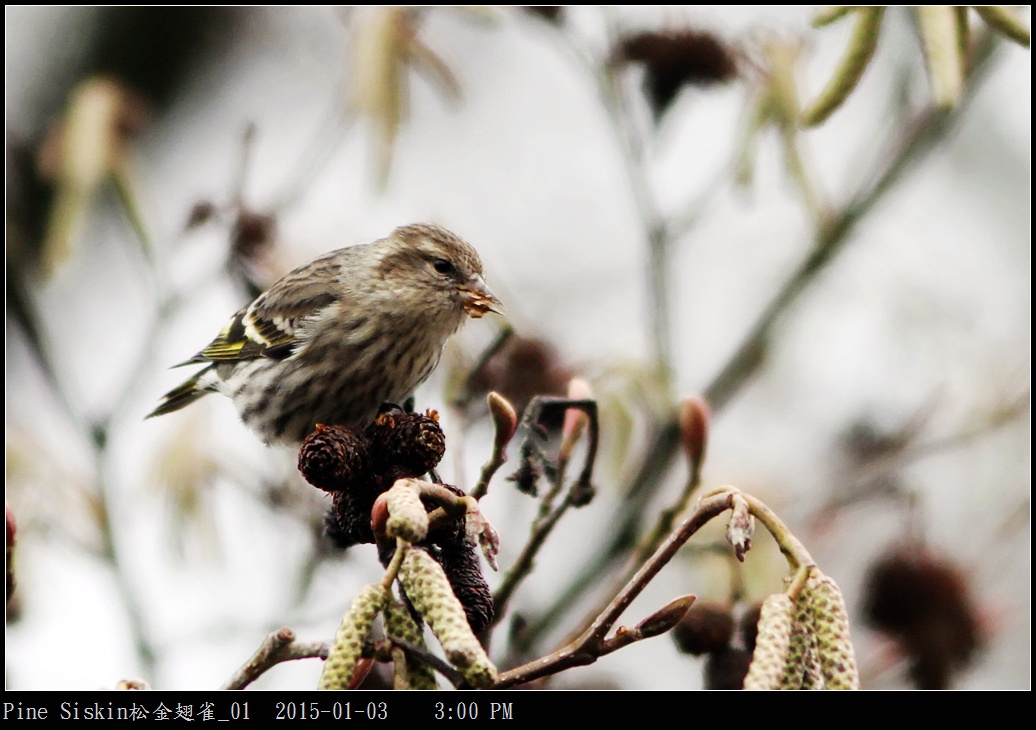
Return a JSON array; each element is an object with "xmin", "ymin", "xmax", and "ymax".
[
  {"xmin": 451, "ymin": 325, "xmax": 515, "ymax": 410},
  {"xmin": 271, "ymin": 93, "xmax": 355, "ymax": 213},
  {"xmin": 901, "ymin": 392, "xmax": 1030, "ymax": 461},
  {"xmin": 633, "ymin": 455, "xmax": 704, "ymax": 568},
  {"xmin": 515, "ymin": 418, "xmax": 679, "ymax": 651},
  {"xmin": 546, "ymin": 12, "xmax": 679, "ymax": 371},
  {"xmin": 819, "ymin": 387, "xmax": 1029, "ymax": 515},
  {"xmin": 222, "ymin": 628, "xmax": 329, "ymax": 690},
  {"xmin": 379, "ymin": 540, "xmax": 408, "ymax": 590},
  {"xmin": 523, "ymin": 31, "xmax": 1006, "ymax": 651},
  {"xmin": 598, "ymin": 14, "xmax": 673, "ymax": 371},
  {"xmin": 487, "ymin": 397, "xmax": 600, "ymax": 635},
  {"xmin": 557, "ymin": 465, "xmax": 702, "ymax": 644},
  {"xmin": 498, "ymin": 486, "xmax": 811, "ymax": 686},
  {"xmin": 470, "ymin": 440, "xmax": 508, "ymax": 501},
  {"xmin": 491, "ymin": 484, "xmax": 580, "ymax": 630},
  {"xmin": 451, "ymin": 327, "xmax": 515, "ymax": 494},
  {"xmin": 494, "ymin": 489, "xmax": 732, "ymax": 687},
  {"xmin": 488, "ymin": 478, "xmax": 564, "ymax": 630},
  {"xmin": 386, "ymin": 636, "xmax": 466, "ymax": 688}
]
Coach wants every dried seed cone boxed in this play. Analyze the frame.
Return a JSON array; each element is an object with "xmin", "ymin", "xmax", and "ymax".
[
  {"xmin": 672, "ymin": 601, "xmax": 735, "ymax": 656},
  {"xmin": 299, "ymin": 424, "xmax": 370, "ymax": 492},
  {"xmin": 743, "ymin": 593, "xmax": 795, "ymax": 690},
  {"xmin": 384, "ymin": 598, "xmax": 438, "ymax": 690},
  {"xmin": 806, "ymin": 572, "xmax": 860, "ymax": 690},
  {"xmin": 385, "ymin": 479, "xmax": 430, "ymax": 543},
  {"xmin": 325, "ymin": 485, "xmax": 385, "ymax": 548},
  {"xmin": 614, "ymin": 29, "xmax": 740, "ymax": 118},
  {"xmin": 364, "ymin": 410, "xmax": 402, "ymax": 455},
  {"xmin": 436, "ymin": 536, "xmax": 494, "ymax": 636},
  {"xmin": 369, "ymin": 411, "xmax": 446, "ymax": 476},
  {"xmin": 398, "ymin": 547, "xmax": 498, "ymax": 688},
  {"xmin": 705, "ymin": 647, "xmax": 754, "ymax": 690},
  {"xmin": 739, "ymin": 602, "xmax": 763, "ymax": 652},
  {"xmin": 862, "ymin": 546, "xmax": 980, "ymax": 689},
  {"xmin": 318, "ymin": 584, "xmax": 388, "ymax": 690}
]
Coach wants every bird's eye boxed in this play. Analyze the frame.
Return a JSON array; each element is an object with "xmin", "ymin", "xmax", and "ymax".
[{"xmin": 433, "ymin": 259, "xmax": 455, "ymax": 275}]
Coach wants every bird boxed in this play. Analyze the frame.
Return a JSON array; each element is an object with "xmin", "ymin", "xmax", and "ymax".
[{"xmin": 148, "ymin": 223, "xmax": 501, "ymax": 444}]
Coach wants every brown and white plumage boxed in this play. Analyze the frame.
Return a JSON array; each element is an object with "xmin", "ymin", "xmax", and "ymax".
[{"xmin": 148, "ymin": 223, "xmax": 500, "ymax": 444}]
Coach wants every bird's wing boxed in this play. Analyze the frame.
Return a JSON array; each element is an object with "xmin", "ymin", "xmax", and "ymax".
[{"xmin": 180, "ymin": 254, "xmax": 346, "ymax": 365}]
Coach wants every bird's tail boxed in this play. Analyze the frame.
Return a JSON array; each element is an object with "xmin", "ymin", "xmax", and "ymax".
[{"xmin": 146, "ymin": 365, "xmax": 217, "ymax": 419}]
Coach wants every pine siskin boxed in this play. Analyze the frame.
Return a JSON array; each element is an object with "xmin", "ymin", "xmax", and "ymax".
[{"xmin": 148, "ymin": 223, "xmax": 500, "ymax": 444}]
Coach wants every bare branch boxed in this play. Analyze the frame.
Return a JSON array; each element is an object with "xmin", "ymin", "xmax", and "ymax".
[{"xmin": 222, "ymin": 628, "xmax": 328, "ymax": 690}]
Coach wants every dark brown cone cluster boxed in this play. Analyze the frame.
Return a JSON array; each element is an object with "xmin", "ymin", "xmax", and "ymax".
[
  {"xmin": 384, "ymin": 501, "xmax": 494, "ymax": 637},
  {"xmin": 521, "ymin": 7, "xmax": 563, "ymax": 23},
  {"xmin": 466, "ymin": 335, "xmax": 572, "ymax": 428},
  {"xmin": 298, "ymin": 424, "xmax": 370, "ymax": 492},
  {"xmin": 227, "ymin": 208, "xmax": 279, "ymax": 298},
  {"xmin": 436, "ymin": 534, "xmax": 495, "ymax": 636},
  {"xmin": 704, "ymin": 646, "xmax": 754, "ymax": 691},
  {"xmin": 299, "ymin": 407, "xmax": 492, "ymax": 634},
  {"xmin": 672, "ymin": 600, "xmax": 736, "ymax": 656},
  {"xmin": 614, "ymin": 29, "xmax": 739, "ymax": 118},
  {"xmin": 366, "ymin": 407, "xmax": 446, "ymax": 477},
  {"xmin": 738, "ymin": 602, "xmax": 763, "ymax": 654},
  {"xmin": 299, "ymin": 407, "xmax": 446, "ymax": 546},
  {"xmin": 231, "ymin": 210, "xmax": 276, "ymax": 264},
  {"xmin": 377, "ymin": 484, "xmax": 495, "ymax": 637},
  {"xmin": 863, "ymin": 546, "xmax": 982, "ymax": 690},
  {"xmin": 672, "ymin": 600, "xmax": 761, "ymax": 689}
]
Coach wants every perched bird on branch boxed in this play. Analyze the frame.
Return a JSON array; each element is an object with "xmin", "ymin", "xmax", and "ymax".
[{"xmin": 149, "ymin": 223, "xmax": 500, "ymax": 444}]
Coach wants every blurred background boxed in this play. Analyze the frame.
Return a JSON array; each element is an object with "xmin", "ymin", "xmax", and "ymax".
[{"xmin": 5, "ymin": 6, "xmax": 1030, "ymax": 690}]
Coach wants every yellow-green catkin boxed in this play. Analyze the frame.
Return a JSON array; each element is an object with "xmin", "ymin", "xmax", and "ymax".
[
  {"xmin": 974, "ymin": 6, "xmax": 1031, "ymax": 47},
  {"xmin": 743, "ymin": 593, "xmax": 795, "ymax": 690},
  {"xmin": 780, "ymin": 590, "xmax": 823, "ymax": 690},
  {"xmin": 386, "ymin": 478, "xmax": 429, "ymax": 543},
  {"xmin": 398, "ymin": 547, "xmax": 498, "ymax": 688},
  {"xmin": 812, "ymin": 6, "xmax": 854, "ymax": 28},
  {"xmin": 801, "ymin": 7, "xmax": 885, "ymax": 126},
  {"xmin": 806, "ymin": 572, "xmax": 860, "ymax": 690},
  {"xmin": 384, "ymin": 597, "xmax": 438, "ymax": 690},
  {"xmin": 318, "ymin": 584, "xmax": 388, "ymax": 690},
  {"xmin": 915, "ymin": 6, "xmax": 965, "ymax": 108}
]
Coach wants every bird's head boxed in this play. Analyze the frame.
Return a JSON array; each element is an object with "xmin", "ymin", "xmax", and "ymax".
[{"xmin": 379, "ymin": 223, "xmax": 502, "ymax": 319}]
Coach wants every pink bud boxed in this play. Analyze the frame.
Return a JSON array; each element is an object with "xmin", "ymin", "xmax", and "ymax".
[
  {"xmin": 637, "ymin": 594, "xmax": 697, "ymax": 638},
  {"xmin": 678, "ymin": 396, "xmax": 710, "ymax": 470},
  {"xmin": 559, "ymin": 377, "xmax": 594, "ymax": 461},
  {"xmin": 487, "ymin": 391, "xmax": 518, "ymax": 449},
  {"xmin": 370, "ymin": 493, "xmax": 390, "ymax": 538}
]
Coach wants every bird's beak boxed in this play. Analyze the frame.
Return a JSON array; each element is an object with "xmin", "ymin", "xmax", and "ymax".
[{"xmin": 459, "ymin": 275, "xmax": 502, "ymax": 319}]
